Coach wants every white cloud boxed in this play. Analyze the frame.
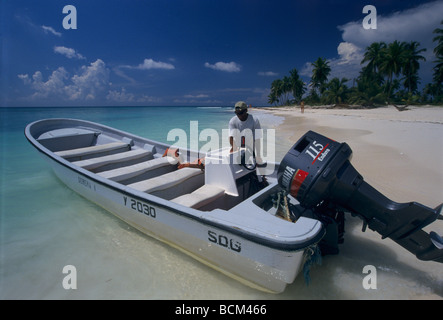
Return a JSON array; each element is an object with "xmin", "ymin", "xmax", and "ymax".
[
  {"xmin": 125, "ymin": 58, "xmax": 175, "ymax": 70},
  {"xmin": 26, "ymin": 67, "xmax": 69, "ymax": 99},
  {"xmin": 18, "ymin": 59, "xmax": 165, "ymax": 104},
  {"xmin": 54, "ymin": 46, "xmax": 85, "ymax": 60},
  {"xmin": 300, "ymin": 62, "xmax": 313, "ymax": 78},
  {"xmin": 18, "ymin": 74, "xmax": 30, "ymax": 84},
  {"xmin": 258, "ymin": 71, "xmax": 279, "ymax": 76},
  {"xmin": 137, "ymin": 94, "xmax": 162, "ymax": 103},
  {"xmin": 19, "ymin": 59, "xmax": 110, "ymax": 102},
  {"xmin": 335, "ymin": 42, "xmax": 363, "ymax": 65},
  {"xmin": 328, "ymin": 42, "xmax": 364, "ymax": 80},
  {"xmin": 174, "ymin": 93, "xmax": 216, "ymax": 104},
  {"xmin": 300, "ymin": 41, "xmax": 367, "ymax": 82},
  {"xmin": 113, "ymin": 67, "xmax": 137, "ymax": 84},
  {"xmin": 204, "ymin": 61, "xmax": 241, "ymax": 72},
  {"xmin": 183, "ymin": 94, "xmax": 209, "ymax": 99},
  {"xmin": 67, "ymin": 59, "xmax": 110, "ymax": 100},
  {"xmin": 337, "ymin": 0, "xmax": 443, "ymax": 74},
  {"xmin": 106, "ymin": 88, "xmax": 161, "ymax": 104},
  {"xmin": 301, "ymin": 1, "xmax": 443, "ymax": 82},
  {"xmin": 173, "ymin": 98, "xmax": 223, "ymax": 104},
  {"xmin": 106, "ymin": 88, "xmax": 135, "ymax": 102},
  {"xmin": 41, "ymin": 25, "xmax": 62, "ymax": 37},
  {"xmin": 338, "ymin": 1, "xmax": 443, "ymax": 54},
  {"xmin": 15, "ymin": 16, "xmax": 62, "ymax": 37}
]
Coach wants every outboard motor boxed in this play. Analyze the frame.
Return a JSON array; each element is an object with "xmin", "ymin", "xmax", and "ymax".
[{"xmin": 277, "ymin": 130, "xmax": 443, "ymax": 263}]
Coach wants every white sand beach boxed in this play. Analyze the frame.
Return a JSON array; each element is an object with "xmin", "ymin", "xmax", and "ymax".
[
  {"xmin": 251, "ymin": 104, "xmax": 443, "ymax": 299},
  {"xmin": 257, "ymin": 105, "xmax": 443, "ymax": 207},
  {"xmin": 2, "ymin": 106, "xmax": 441, "ymax": 300}
]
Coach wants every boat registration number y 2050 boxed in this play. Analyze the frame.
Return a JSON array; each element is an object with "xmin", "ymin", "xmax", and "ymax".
[{"xmin": 123, "ymin": 196, "xmax": 157, "ymax": 218}]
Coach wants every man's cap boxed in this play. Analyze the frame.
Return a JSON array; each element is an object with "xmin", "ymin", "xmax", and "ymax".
[{"xmin": 234, "ymin": 101, "xmax": 247, "ymax": 110}]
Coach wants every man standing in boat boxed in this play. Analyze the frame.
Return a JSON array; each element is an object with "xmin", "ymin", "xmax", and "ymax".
[{"xmin": 228, "ymin": 101, "xmax": 264, "ymax": 166}]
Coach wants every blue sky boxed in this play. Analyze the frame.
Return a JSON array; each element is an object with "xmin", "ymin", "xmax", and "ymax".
[{"xmin": 1, "ymin": 0, "xmax": 442, "ymax": 107}]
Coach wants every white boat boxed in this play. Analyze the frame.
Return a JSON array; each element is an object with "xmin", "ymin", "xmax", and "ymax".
[
  {"xmin": 25, "ymin": 118, "xmax": 443, "ymax": 293},
  {"xmin": 25, "ymin": 118, "xmax": 325, "ymax": 293}
]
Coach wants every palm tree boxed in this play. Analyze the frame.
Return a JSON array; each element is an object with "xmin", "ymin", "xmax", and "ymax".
[
  {"xmin": 433, "ymin": 56, "xmax": 443, "ymax": 90},
  {"xmin": 433, "ymin": 20, "xmax": 443, "ymax": 57},
  {"xmin": 423, "ymin": 82, "xmax": 442, "ymax": 103},
  {"xmin": 362, "ymin": 42, "xmax": 386, "ymax": 75},
  {"xmin": 379, "ymin": 41, "xmax": 406, "ymax": 101},
  {"xmin": 432, "ymin": 20, "xmax": 443, "ymax": 99},
  {"xmin": 281, "ymin": 76, "xmax": 292, "ymax": 105},
  {"xmin": 267, "ymin": 69, "xmax": 307, "ymax": 106},
  {"xmin": 348, "ymin": 74, "xmax": 386, "ymax": 107},
  {"xmin": 310, "ymin": 57, "xmax": 331, "ymax": 96},
  {"xmin": 268, "ymin": 79, "xmax": 283, "ymax": 106},
  {"xmin": 361, "ymin": 42, "xmax": 386, "ymax": 86},
  {"xmin": 402, "ymin": 41, "xmax": 426, "ymax": 94},
  {"xmin": 288, "ymin": 68, "xmax": 306, "ymax": 103},
  {"xmin": 267, "ymin": 90, "xmax": 279, "ymax": 106},
  {"xmin": 322, "ymin": 78, "xmax": 349, "ymax": 104}
]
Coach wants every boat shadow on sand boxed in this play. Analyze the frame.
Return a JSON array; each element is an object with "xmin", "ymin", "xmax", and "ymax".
[{"xmin": 283, "ymin": 215, "xmax": 442, "ymax": 299}]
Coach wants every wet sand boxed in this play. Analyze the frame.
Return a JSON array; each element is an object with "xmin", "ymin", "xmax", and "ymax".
[{"xmin": 253, "ymin": 105, "xmax": 443, "ymax": 299}]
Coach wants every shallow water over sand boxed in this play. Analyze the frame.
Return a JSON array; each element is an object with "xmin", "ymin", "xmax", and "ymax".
[{"xmin": 1, "ymin": 106, "xmax": 442, "ymax": 299}]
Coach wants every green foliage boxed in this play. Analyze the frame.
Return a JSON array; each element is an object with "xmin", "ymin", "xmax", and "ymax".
[
  {"xmin": 322, "ymin": 77, "xmax": 349, "ymax": 104},
  {"xmin": 267, "ymin": 68, "xmax": 306, "ymax": 106},
  {"xmin": 348, "ymin": 75, "xmax": 386, "ymax": 107},
  {"xmin": 310, "ymin": 58, "xmax": 331, "ymax": 95},
  {"xmin": 268, "ymin": 20, "xmax": 443, "ymax": 106},
  {"xmin": 432, "ymin": 20, "xmax": 443, "ymax": 101}
]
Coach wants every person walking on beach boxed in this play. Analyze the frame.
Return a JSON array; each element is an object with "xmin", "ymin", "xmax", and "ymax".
[
  {"xmin": 300, "ymin": 101, "xmax": 305, "ymax": 113},
  {"xmin": 228, "ymin": 101, "xmax": 264, "ymax": 165}
]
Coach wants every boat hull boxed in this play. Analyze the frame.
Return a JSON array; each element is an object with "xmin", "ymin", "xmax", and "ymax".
[
  {"xmin": 49, "ymin": 158, "xmax": 305, "ymax": 292},
  {"xmin": 26, "ymin": 118, "xmax": 324, "ymax": 293}
]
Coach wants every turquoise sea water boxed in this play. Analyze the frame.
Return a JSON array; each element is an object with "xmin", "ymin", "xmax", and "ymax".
[
  {"xmin": 1, "ymin": 106, "xmax": 441, "ymax": 300},
  {"xmin": 0, "ymin": 106, "xmax": 288, "ymax": 299}
]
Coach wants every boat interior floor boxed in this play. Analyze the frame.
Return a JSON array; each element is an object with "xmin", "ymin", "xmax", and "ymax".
[{"xmin": 53, "ymin": 139, "xmax": 259, "ymax": 212}]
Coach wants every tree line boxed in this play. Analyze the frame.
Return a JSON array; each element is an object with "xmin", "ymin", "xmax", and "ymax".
[{"xmin": 268, "ymin": 20, "xmax": 443, "ymax": 107}]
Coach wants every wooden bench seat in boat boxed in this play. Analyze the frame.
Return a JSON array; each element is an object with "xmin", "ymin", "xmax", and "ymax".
[
  {"xmin": 171, "ymin": 185, "xmax": 225, "ymax": 209},
  {"xmin": 72, "ymin": 149, "xmax": 152, "ymax": 171},
  {"xmin": 128, "ymin": 168, "xmax": 203, "ymax": 198},
  {"xmin": 55, "ymin": 142, "xmax": 130, "ymax": 161},
  {"xmin": 97, "ymin": 156, "xmax": 178, "ymax": 182}
]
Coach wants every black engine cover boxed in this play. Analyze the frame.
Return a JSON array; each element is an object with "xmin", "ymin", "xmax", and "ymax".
[
  {"xmin": 277, "ymin": 130, "xmax": 443, "ymax": 263},
  {"xmin": 278, "ymin": 130, "xmax": 353, "ymax": 208}
]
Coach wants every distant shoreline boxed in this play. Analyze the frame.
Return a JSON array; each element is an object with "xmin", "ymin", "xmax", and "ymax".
[
  {"xmin": 253, "ymin": 104, "xmax": 443, "ymax": 124},
  {"xmin": 255, "ymin": 103, "xmax": 443, "ymax": 111}
]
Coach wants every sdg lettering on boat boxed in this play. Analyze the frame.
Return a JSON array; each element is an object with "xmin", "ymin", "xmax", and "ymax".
[{"xmin": 208, "ymin": 230, "xmax": 241, "ymax": 252}]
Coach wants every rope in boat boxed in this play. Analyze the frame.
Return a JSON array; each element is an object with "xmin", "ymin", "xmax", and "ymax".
[
  {"xmin": 302, "ymin": 245, "xmax": 322, "ymax": 285},
  {"xmin": 271, "ymin": 190, "xmax": 292, "ymax": 222},
  {"xmin": 271, "ymin": 191, "xmax": 322, "ymax": 284}
]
